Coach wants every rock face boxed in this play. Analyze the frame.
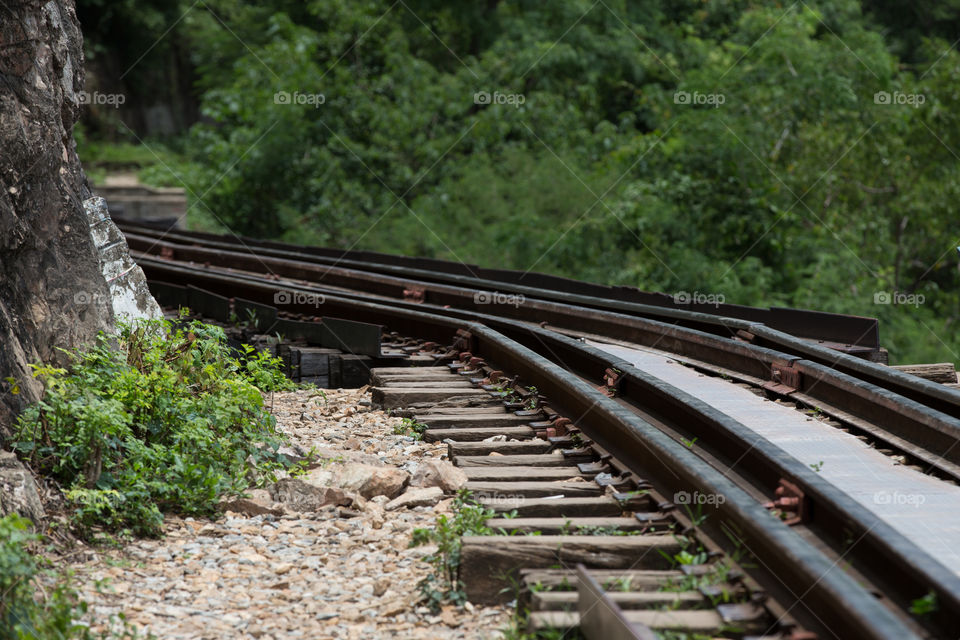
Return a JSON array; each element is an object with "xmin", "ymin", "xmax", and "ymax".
[
  {"xmin": 0, "ymin": 451, "xmax": 45, "ymax": 523},
  {"xmin": 83, "ymin": 196, "xmax": 162, "ymax": 322},
  {"xmin": 0, "ymin": 0, "xmax": 114, "ymax": 436}
]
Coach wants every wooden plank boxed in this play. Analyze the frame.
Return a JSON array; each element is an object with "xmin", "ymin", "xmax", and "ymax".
[
  {"xmin": 891, "ymin": 362, "xmax": 958, "ymax": 384},
  {"xmin": 405, "ymin": 397, "xmax": 503, "ymax": 410},
  {"xmin": 378, "ymin": 380, "xmax": 475, "ymax": 388},
  {"xmin": 450, "ymin": 440, "xmax": 553, "ymax": 457},
  {"xmin": 297, "ymin": 347, "xmax": 339, "ymax": 376},
  {"xmin": 374, "ymin": 376, "xmax": 466, "ymax": 386},
  {"xmin": 369, "ymin": 367, "xmax": 450, "ymax": 374},
  {"xmin": 528, "ymin": 610, "xmax": 722, "ymax": 633},
  {"xmin": 461, "ymin": 535, "xmax": 681, "ymax": 604},
  {"xmin": 415, "ymin": 414, "xmax": 533, "ymax": 428},
  {"xmin": 466, "ymin": 481, "xmax": 603, "ymax": 498},
  {"xmin": 424, "ymin": 426, "xmax": 535, "ymax": 443},
  {"xmin": 520, "ymin": 569, "xmax": 682, "ymax": 592},
  {"xmin": 488, "ymin": 516, "xmax": 670, "ymax": 535},
  {"xmin": 480, "ymin": 496, "xmax": 622, "ymax": 517},
  {"xmin": 370, "ymin": 387, "xmax": 489, "ymax": 408},
  {"xmin": 456, "ymin": 453, "xmax": 594, "ymax": 468},
  {"xmin": 463, "ymin": 466, "xmax": 583, "ymax": 481},
  {"xmin": 536, "ymin": 589, "xmax": 703, "ymax": 610},
  {"xmin": 416, "ymin": 407, "xmax": 512, "ymax": 415}
]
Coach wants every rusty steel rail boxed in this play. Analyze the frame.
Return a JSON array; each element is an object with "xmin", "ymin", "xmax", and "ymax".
[
  {"xmin": 133, "ymin": 255, "xmax": 960, "ymax": 639},
  {"xmin": 118, "ymin": 220, "xmax": 882, "ymax": 352},
  {"xmin": 116, "ymin": 224, "xmax": 960, "ymax": 421},
  {"xmin": 122, "ymin": 233, "xmax": 960, "ymax": 483}
]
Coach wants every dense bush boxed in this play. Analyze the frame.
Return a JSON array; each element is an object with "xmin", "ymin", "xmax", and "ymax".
[
  {"xmin": 75, "ymin": 1, "xmax": 960, "ymax": 365},
  {"xmin": 11, "ymin": 318, "xmax": 294, "ymax": 537}
]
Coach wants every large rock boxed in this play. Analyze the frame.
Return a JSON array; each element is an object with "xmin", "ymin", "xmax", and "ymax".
[
  {"xmin": 0, "ymin": 0, "xmax": 114, "ymax": 436},
  {"xmin": 385, "ymin": 487, "xmax": 443, "ymax": 511},
  {"xmin": 218, "ymin": 489, "xmax": 284, "ymax": 517},
  {"xmin": 271, "ymin": 478, "xmax": 350, "ymax": 512},
  {"xmin": 83, "ymin": 196, "xmax": 162, "ymax": 322},
  {"xmin": 333, "ymin": 463, "xmax": 408, "ymax": 500},
  {"xmin": 0, "ymin": 451, "xmax": 45, "ymax": 524},
  {"xmin": 410, "ymin": 459, "xmax": 467, "ymax": 494}
]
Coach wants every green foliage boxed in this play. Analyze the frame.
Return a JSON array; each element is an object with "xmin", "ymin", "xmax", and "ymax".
[
  {"xmin": 909, "ymin": 590, "xmax": 938, "ymax": 616},
  {"xmin": 77, "ymin": 1, "xmax": 960, "ymax": 367},
  {"xmin": 392, "ymin": 417, "xmax": 427, "ymax": 440},
  {"xmin": 11, "ymin": 318, "xmax": 293, "ymax": 538},
  {"xmin": 0, "ymin": 514, "xmax": 145, "ymax": 639},
  {"xmin": 409, "ymin": 489, "xmax": 497, "ymax": 609}
]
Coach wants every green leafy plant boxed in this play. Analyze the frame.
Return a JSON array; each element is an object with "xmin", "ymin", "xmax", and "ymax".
[
  {"xmin": 11, "ymin": 317, "xmax": 294, "ymax": 538},
  {"xmin": 910, "ymin": 590, "xmax": 938, "ymax": 616},
  {"xmin": 0, "ymin": 513, "xmax": 146, "ymax": 639},
  {"xmin": 393, "ymin": 417, "xmax": 427, "ymax": 440},
  {"xmin": 409, "ymin": 490, "xmax": 497, "ymax": 609}
]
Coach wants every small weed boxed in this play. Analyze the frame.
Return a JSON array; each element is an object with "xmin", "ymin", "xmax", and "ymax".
[
  {"xmin": 809, "ymin": 461, "xmax": 824, "ymax": 472},
  {"xmin": 410, "ymin": 490, "xmax": 498, "ymax": 609},
  {"xmin": 393, "ymin": 417, "xmax": 427, "ymax": 440},
  {"xmin": 910, "ymin": 590, "xmax": 937, "ymax": 616}
]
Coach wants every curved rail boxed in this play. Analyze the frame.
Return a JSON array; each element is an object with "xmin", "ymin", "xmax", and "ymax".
[{"xmin": 131, "ymin": 251, "xmax": 960, "ymax": 639}]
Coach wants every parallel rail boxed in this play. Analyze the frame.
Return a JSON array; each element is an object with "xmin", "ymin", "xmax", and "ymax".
[{"xmin": 118, "ymin": 221, "xmax": 960, "ymax": 639}]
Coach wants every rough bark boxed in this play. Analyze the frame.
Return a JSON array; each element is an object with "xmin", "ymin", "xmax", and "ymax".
[{"xmin": 0, "ymin": 0, "xmax": 113, "ymax": 437}]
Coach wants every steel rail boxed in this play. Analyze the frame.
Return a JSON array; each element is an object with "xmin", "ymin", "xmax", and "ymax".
[
  {"xmin": 136, "ymin": 255, "xmax": 960, "ymax": 639},
  {"xmin": 125, "ymin": 237, "xmax": 960, "ymax": 482},
  {"xmin": 117, "ymin": 222, "xmax": 880, "ymax": 351},
  {"xmin": 117, "ymin": 226, "xmax": 960, "ymax": 424}
]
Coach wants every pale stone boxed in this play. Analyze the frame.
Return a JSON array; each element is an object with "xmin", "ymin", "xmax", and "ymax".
[
  {"xmin": 409, "ymin": 459, "xmax": 467, "ymax": 494},
  {"xmin": 384, "ymin": 487, "xmax": 443, "ymax": 511}
]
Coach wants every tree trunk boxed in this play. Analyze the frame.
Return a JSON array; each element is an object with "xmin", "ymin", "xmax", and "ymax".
[{"xmin": 0, "ymin": 0, "xmax": 113, "ymax": 437}]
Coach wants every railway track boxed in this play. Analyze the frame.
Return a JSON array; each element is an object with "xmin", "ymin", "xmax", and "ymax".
[{"xmin": 114, "ymin": 220, "xmax": 960, "ymax": 639}]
